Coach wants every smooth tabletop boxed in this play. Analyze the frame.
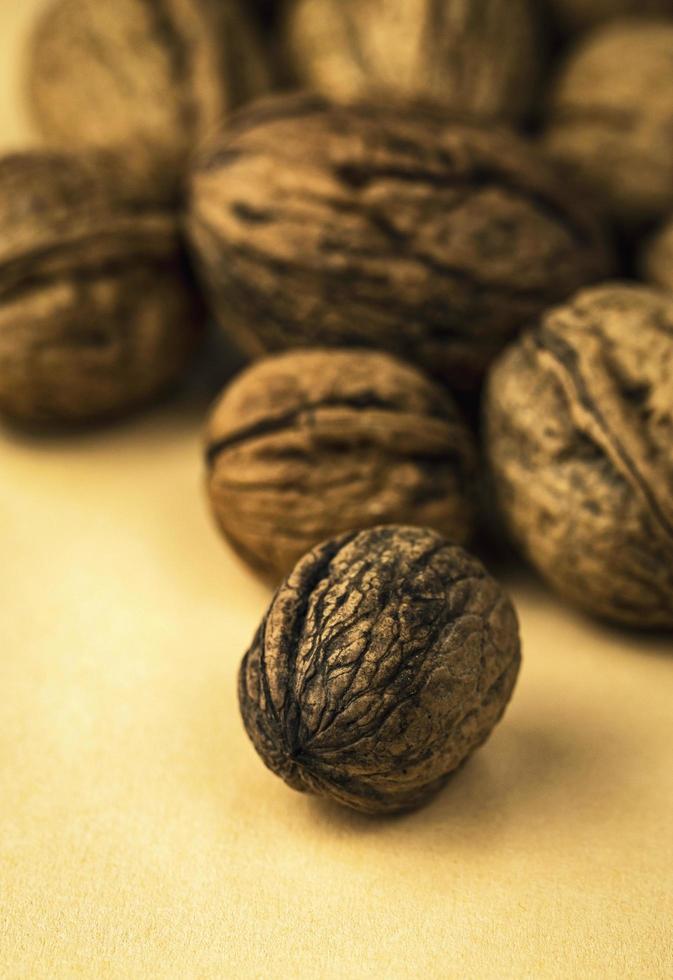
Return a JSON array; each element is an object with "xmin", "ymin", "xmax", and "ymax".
[{"xmin": 1, "ymin": 4, "xmax": 672, "ymax": 977}]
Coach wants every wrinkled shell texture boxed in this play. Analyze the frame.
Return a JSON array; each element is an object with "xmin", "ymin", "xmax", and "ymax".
[
  {"xmin": 486, "ymin": 284, "xmax": 673, "ymax": 628},
  {"xmin": 284, "ymin": 0, "xmax": 540, "ymax": 122},
  {"xmin": 239, "ymin": 526, "xmax": 521, "ymax": 814},
  {"xmin": 545, "ymin": 20, "xmax": 673, "ymax": 227},
  {"xmin": 550, "ymin": 0, "xmax": 673, "ymax": 31},
  {"xmin": 206, "ymin": 349, "xmax": 477, "ymax": 582},
  {"xmin": 189, "ymin": 95, "xmax": 609, "ymax": 392},
  {"xmin": 0, "ymin": 152, "xmax": 202, "ymax": 425},
  {"xmin": 641, "ymin": 219, "xmax": 673, "ymax": 293},
  {"xmin": 28, "ymin": 0, "xmax": 268, "ymax": 188}
]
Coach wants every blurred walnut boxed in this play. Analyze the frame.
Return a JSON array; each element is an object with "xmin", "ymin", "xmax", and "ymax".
[
  {"xmin": 549, "ymin": 0, "xmax": 673, "ymax": 32},
  {"xmin": 27, "ymin": 0, "xmax": 269, "ymax": 191},
  {"xmin": 485, "ymin": 284, "xmax": 673, "ymax": 628},
  {"xmin": 544, "ymin": 20, "xmax": 673, "ymax": 227},
  {"xmin": 0, "ymin": 151, "xmax": 203, "ymax": 426},
  {"xmin": 205, "ymin": 349, "xmax": 478, "ymax": 581},
  {"xmin": 189, "ymin": 94, "xmax": 610, "ymax": 393},
  {"xmin": 641, "ymin": 218, "xmax": 673, "ymax": 293},
  {"xmin": 283, "ymin": 0, "xmax": 541, "ymax": 122},
  {"xmin": 239, "ymin": 525, "xmax": 521, "ymax": 814}
]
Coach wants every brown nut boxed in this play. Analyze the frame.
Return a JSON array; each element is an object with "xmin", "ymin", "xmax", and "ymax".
[
  {"xmin": 189, "ymin": 94, "xmax": 610, "ymax": 393},
  {"xmin": 485, "ymin": 283, "xmax": 673, "ymax": 629},
  {"xmin": 0, "ymin": 151, "xmax": 203, "ymax": 426},
  {"xmin": 238, "ymin": 525, "xmax": 521, "ymax": 814},
  {"xmin": 544, "ymin": 19, "xmax": 673, "ymax": 228},
  {"xmin": 27, "ymin": 0, "xmax": 269, "ymax": 192},
  {"xmin": 283, "ymin": 0, "xmax": 541, "ymax": 122},
  {"xmin": 205, "ymin": 349, "xmax": 478, "ymax": 583}
]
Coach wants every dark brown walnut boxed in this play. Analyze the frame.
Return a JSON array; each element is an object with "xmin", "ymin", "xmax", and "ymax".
[
  {"xmin": 641, "ymin": 218, "xmax": 673, "ymax": 294},
  {"xmin": 283, "ymin": 0, "xmax": 541, "ymax": 122},
  {"xmin": 485, "ymin": 283, "xmax": 673, "ymax": 629},
  {"xmin": 0, "ymin": 151, "xmax": 203, "ymax": 426},
  {"xmin": 205, "ymin": 349, "xmax": 478, "ymax": 582},
  {"xmin": 188, "ymin": 94, "xmax": 610, "ymax": 393},
  {"xmin": 239, "ymin": 525, "xmax": 521, "ymax": 814},
  {"xmin": 549, "ymin": 0, "xmax": 673, "ymax": 32},
  {"xmin": 27, "ymin": 0, "xmax": 269, "ymax": 192},
  {"xmin": 544, "ymin": 20, "xmax": 673, "ymax": 228}
]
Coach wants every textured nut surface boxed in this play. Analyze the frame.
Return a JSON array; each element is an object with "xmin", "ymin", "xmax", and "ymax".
[
  {"xmin": 283, "ymin": 0, "xmax": 540, "ymax": 122},
  {"xmin": 189, "ymin": 94, "xmax": 610, "ymax": 392},
  {"xmin": 27, "ymin": 0, "xmax": 269, "ymax": 190},
  {"xmin": 549, "ymin": 0, "xmax": 673, "ymax": 31},
  {"xmin": 239, "ymin": 525, "xmax": 521, "ymax": 814},
  {"xmin": 544, "ymin": 20, "xmax": 673, "ymax": 227},
  {"xmin": 485, "ymin": 283, "xmax": 673, "ymax": 628},
  {"xmin": 641, "ymin": 218, "xmax": 673, "ymax": 293},
  {"xmin": 0, "ymin": 151, "xmax": 203, "ymax": 425},
  {"xmin": 205, "ymin": 349, "xmax": 478, "ymax": 582}
]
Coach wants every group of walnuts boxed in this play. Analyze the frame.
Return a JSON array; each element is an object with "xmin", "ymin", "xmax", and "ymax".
[{"xmin": 2, "ymin": 0, "xmax": 672, "ymax": 814}]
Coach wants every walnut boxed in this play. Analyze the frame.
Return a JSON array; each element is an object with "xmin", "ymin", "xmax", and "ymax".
[
  {"xmin": 205, "ymin": 349, "xmax": 478, "ymax": 582},
  {"xmin": 0, "ymin": 151, "xmax": 203, "ymax": 426},
  {"xmin": 549, "ymin": 0, "xmax": 673, "ymax": 32},
  {"xmin": 544, "ymin": 19, "xmax": 673, "ymax": 228},
  {"xmin": 641, "ymin": 218, "xmax": 673, "ymax": 293},
  {"xmin": 282, "ymin": 0, "xmax": 541, "ymax": 122},
  {"xmin": 485, "ymin": 283, "xmax": 673, "ymax": 628},
  {"xmin": 27, "ymin": 0, "xmax": 269, "ymax": 191},
  {"xmin": 188, "ymin": 94, "xmax": 610, "ymax": 393},
  {"xmin": 238, "ymin": 525, "xmax": 521, "ymax": 814}
]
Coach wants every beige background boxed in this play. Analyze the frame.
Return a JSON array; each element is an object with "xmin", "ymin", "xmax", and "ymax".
[{"xmin": 1, "ymin": 4, "xmax": 672, "ymax": 977}]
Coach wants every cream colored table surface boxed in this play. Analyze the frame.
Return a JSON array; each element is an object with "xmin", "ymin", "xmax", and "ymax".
[{"xmin": 1, "ymin": 5, "xmax": 672, "ymax": 978}]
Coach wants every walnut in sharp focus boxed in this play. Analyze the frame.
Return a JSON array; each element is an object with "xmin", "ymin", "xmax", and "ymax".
[
  {"xmin": 0, "ymin": 151, "xmax": 203, "ymax": 426},
  {"xmin": 641, "ymin": 218, "xmax": 673, "ymax": 294},
  {"xmin": 205, "ymin": 349, "xmax": 478, "ymax": 582},
  {"xmin": 283, "ymin": 0, "xmax": 541, "ymax": 122},
  {"xmin": 485, "ymin": 283, "xmax": 673, "ymax": 629},
  {"xmin": 188, "ymin": 94, "xmax": 610, "ymax": 393},
  {"xmin": 27, "ymin": 0, "xmax": 269, "ymax": 191},
  {"xmin": 549, "ymin": 0, "xmax": 673, "ymax": 32},
  {"xmin": 544, "ymin": 20, "xmax": 673, "ymax": 228},
  {"xmin": 239, "ymin": 525, "xmax": 521, "ymax": 814}
]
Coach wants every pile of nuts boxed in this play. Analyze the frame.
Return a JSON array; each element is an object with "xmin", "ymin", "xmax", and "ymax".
[{"xmin": 4, "ymin": 0, "xmax": 672, "ymax": 814}]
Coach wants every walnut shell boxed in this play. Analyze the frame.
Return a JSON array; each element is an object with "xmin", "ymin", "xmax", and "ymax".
[
  {"xmin": 641, "ymin": 218, "xmax": 673, "ymax": 293},
  {"xmin": 283, "ymin": 0, "xmax": 541, "ymax": 122},
  {"xmin": 485, "ymin": 283, "xmax": 673, "ymax": 628},
  {"xmin": 188, "ymin": 94, "xmax": 610, "ymax": 393},
  {"xmin": 239, "ymin": 525, "xmax": 521, "ymax": 814},
  {"xmin": 549, "ymin": 0, "xmax": 673, "ymax": 32},
  {"xmin": 544, "ymin": 19, "xmax": 673, "ymax": 227},
  {"xmin": 205, "ymin": 349, "xmax": 478, "ymax": 582},
  {"xmin": 0, "ymin": 151, "xmax": 203, "ymax": 426},
  {"xmin": 27, "ymin": 0, "xmax": 269, "ymax": 191}
]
